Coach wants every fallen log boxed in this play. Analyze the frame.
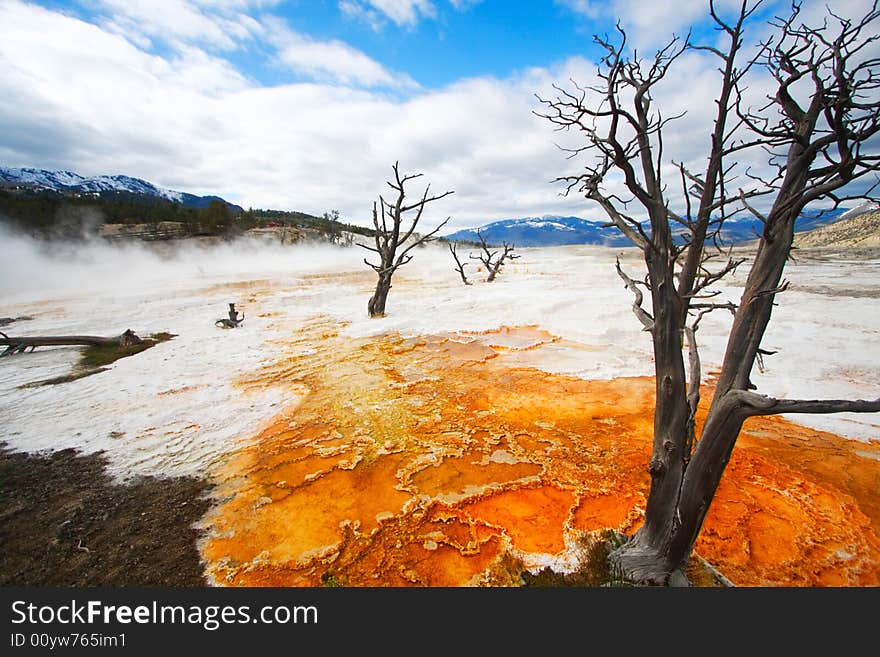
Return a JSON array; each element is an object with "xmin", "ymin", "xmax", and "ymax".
[
  {"xmin": 0, "ymin": 316, "xmax": 33, "ymax": 327},
  {"xmin": 0, "ymin": 329, "xmax": 142, "ymax": 356}
]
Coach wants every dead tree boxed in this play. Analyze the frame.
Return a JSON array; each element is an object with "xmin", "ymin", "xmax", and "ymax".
[
  {"xmin": 448, "ymin": 242, "xmax": 472, "ymax": 285},
  {"xmin": 322, "ymin": 209, "xmax": 344, "ymax": 246},
  {"xmin": 1, "ymin": 329, "xmax": 142, "ymax": 355},
  {"xmin": 216, "ymin": 303, "xmax": 244, "ymax": 328},
  {"xmin": 469, "ymin": 230, "xmax": 520, "ymax": 282},
  {"xmin": 537, "ymin": 0, "xmax": 880, "ymax": 584},
  {"xmin": 361, "ymin": 162, "xmax": 453, "ymax": 317}
]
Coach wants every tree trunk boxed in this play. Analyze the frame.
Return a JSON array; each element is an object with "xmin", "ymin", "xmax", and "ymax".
[
  {"xmin": 611, "ymin": 197, "xmax": 802, "ymax": 583},
  {"xmin": 658, "ymin": 199, "xmax": 801, "ymax": 570},
  {"xmin": 537, "ymin": 2, "xmax": 880, "ymax": 586},
  {"xmin": 0, "ymin": 330, "xmax": 142, "ymax": 355},
  {"xmin": 368, "ymin": 274, "xmax": 392, "ymax": 318},
  {"xmin": 609, "ymin": 211, "xmax": 692, "ymax": 584}
]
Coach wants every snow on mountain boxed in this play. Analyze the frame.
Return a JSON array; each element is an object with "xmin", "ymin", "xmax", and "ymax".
[
  {"xmin": 444, "ymin": 216, "xmax": 630, "ymax": 247},
  {"xmin": 446, "ymin": 208, "xmax": 851, "ymax": 248},
  {"xmin": 0, "ymin": 166, "xmax": 230, "ymax": 209},
  {"xmin": 520, "ymin": 220, "xmax": 575, "ymax": 231},
  {"xmin": 839, "ymin": 201, "xmax": 880, "ymax": 220}
]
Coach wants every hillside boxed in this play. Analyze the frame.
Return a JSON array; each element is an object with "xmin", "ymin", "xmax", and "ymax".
[
  {"xmin": 793, "ymin": 211, "xmax": 880, "ymax": 249},
  {"xmin": 0, "ymin": 166, "xmax": 373, "ymax": 243}
]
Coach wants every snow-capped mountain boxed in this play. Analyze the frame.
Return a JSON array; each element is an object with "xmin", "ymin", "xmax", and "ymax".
[
  {"xmin": 444, "ymin": 209, "xmax": 850, "ymax": 247},
  {"xmin": 839, "ymin": 200, "xmax": 880, "ymax": 220},
  {"xmin": 0, "ymin": 166, "xmax": 239, "ymax": 209},
  {"xmin": 444, "ymin": 216, "xmax": 632, "ymax": 247}
]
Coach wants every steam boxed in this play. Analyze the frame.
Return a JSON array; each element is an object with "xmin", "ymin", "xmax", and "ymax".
[
  {"xmin": 0, "ymin": 224, "xmax": 366, "ymax": 304},
  {"xmin": 50, "ymin": 204, "xmax": 105, "ymax": 241}
]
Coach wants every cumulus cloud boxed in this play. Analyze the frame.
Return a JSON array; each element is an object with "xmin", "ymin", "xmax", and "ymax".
[
  {"xmin": 1, "ymin": 0, "xmax": 597, "ymax": 229},
  {"xmin": 558, "ymin": 0, "xmax": 748, "ymax": 48},
  {"xmin": 264, "ymin": 17, "xmax": 415, "ymax": 88},
  {"xmin": 339, "ymin": 0, "xmax": 437, "ymax": 29},
  {"xmin": 2, "ymin": 0, "xmax": 872, "ymax": 235},
  {"xmin": 96, "ymin": 0, "xmax": 266, "ymax": 51}
]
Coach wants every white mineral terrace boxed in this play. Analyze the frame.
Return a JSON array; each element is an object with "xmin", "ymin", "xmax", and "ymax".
[{"xmin": 1, "ymin": 229, "xmax": 878, "ymax": 481}]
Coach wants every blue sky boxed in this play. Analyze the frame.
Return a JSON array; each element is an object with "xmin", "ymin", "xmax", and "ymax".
[
  {"xmin": 49, "ymin": 1, "xmax": 636, "ymax": 88},
  {"xmin": 0, "ymin": 0, "xmax": 875, "ymax": 228},
  {"xmin": 254, "ymin": 1, "xmax": 607, "ymax": 88}
]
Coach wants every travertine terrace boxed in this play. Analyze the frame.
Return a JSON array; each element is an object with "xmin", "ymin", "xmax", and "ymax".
[{"xmin": 2, "ymin": 237, "xmax": 878, "ymax": 586}]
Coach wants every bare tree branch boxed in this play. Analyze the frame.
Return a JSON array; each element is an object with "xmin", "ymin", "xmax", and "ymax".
[
  {"xmin": 448, "ymin": 241, "xmax": 472, "ymax": 285},
  {"xmin": 730, "ymin": 390, "xmax": 880, "ymax": 417},
  {"xmin": 616, "ymin": 258, "xmax": 654, "ymax": 331},
  {"xmin": 470, "ymin": 231, "xmax": 520, "ymax": 282}
]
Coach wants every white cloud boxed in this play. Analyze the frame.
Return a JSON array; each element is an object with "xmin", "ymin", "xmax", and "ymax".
[
  {"xmin": 3, "ymin": 0, "xmax": 869, "ymax": 236},
  {"xmin": 448, "ymin": 0, "xmax": 482, "ymax": 10},
  {"xmin": 264, "ymin": 17, "xmax": 415, "ymax": 88},
  {"xmin": 340, "ymin": 0, "xmax": 437, "ymax": 29},
  {"xmin": 338, "ymin": 0, "xmax": 384, "ymax": 30},
  {"xmin": 557, "ymin": 0, "xmax": 745, "ymax": 48},
  {"xmin": 95, "ymin": 0, "xmax": 412, "ymax": 89},
  {"xmin": 96, "ymin": 0, "xmax": 266, "ymax": 51},
  {"xmin": 555, "ymin": 0, "xmax": 600, "ymax": 19},
  {"xmin": 277, "ymin": 38, "xmax": 408, "ymax": 87},
  {"xmin": 558, "ymin": 0, "xmax": 880, "ymax": 52},
  {"xmin": 0, "ymin": 3, "xmax": 587, "ymax": 227}
]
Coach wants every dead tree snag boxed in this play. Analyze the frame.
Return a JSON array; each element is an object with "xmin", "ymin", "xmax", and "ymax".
[
  {"xmin": 215, "ymin": 303, "xmax": 244, "ymax": 328},
  {"xmin": 361, "ymin": 162, "xmax": 453, "ymax": 317},
  {"xmin": 469, "ymin": 230, "xmax": 520, "ymax": 282},
  {"xmin": 448, "ymin": 242, "xmax": 472, "ymax": 285},
  {"xmin": 537, "ymin": 0, "xmax": 880, "ymax": 584}
]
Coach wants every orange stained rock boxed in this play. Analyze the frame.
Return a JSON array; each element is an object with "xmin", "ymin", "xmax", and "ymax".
[
  {"xmin": 200, "ymin": 321, "xmax": 880, "ymax": 587},
  {"xmin": 409, "ymin": 448, "xmax": 543, "ymax": 502},
  {"xmin": 572, "ymin": 491, "xmax": 647, "ymax": 535},
  {"xmin": 461, "ymin": 485, "xmax": 576, "ymax": 555}
]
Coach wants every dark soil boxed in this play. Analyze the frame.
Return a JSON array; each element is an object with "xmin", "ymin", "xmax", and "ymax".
[{"xmin": 0, "ymin": 443, "xmax": 210, "ymax": 586}]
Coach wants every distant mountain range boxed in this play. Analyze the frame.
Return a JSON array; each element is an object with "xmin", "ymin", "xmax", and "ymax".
[
  {"xmin": 444, "ymin": 207, "xmax": 859, "ymax": 247},
  {"xmin": 0, "ymin": 166, "xmax": 241, "ymax": 211},
  {"xmin": 4, "ymin": 165, "xmax": 871, "ymax": 247},
  {"xmin": 445, "ymin": 216, "xmax": 632, "ymax": 247}
]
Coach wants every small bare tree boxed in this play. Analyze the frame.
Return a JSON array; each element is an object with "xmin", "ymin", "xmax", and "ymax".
[
  {"xmin": 469, "ymin": 230, "xmax": 520, "ymax": 282},
  {"xmin": 361, "ymin": 162, "xmax": 453, "ymax": 317},
  {"xmin": 448, "ymin": 242, "xmax": 472, "ymax": 285},
  {"xmin": 538, "ymin": 0, "xmax": 880, "ymax": 584},
  {"xmin": 322, "ymin": 209, "xmax": 342, "ymax": 245}
]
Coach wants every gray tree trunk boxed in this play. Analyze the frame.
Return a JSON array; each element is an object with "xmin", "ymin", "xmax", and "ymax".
[
  {"xmin": 1, "ymin": 330, "xmax": 142, "ymax": 355},
  {"xmin": 368, "ymin": 273, "xmax": 392, "ymax": 318}
]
